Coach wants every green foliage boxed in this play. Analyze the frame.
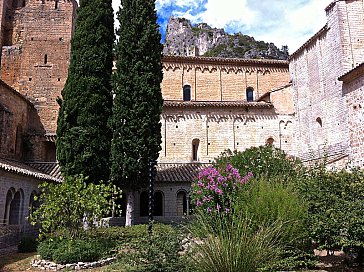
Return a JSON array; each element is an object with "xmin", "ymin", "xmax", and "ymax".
[
  {"xmin": 29, "ymin": 175, "xmax": 120, "ymax": 239},
  {"xmin": 56, "ymin": 0, "xmax": 114, "ymax": 183},
  {"xmin": 296, "ymin": 167, "xmax": 364, "ymax": 262},
  {"xmin": 37, "ymin": 236, "xmax": 116, "ymax": 264},
  {"xmin": 18, "ymin": 236, "xmax": 38, "ymax": 253},
  {"xmin": 235, "ymin": 178, "xmax": 308, "ymax": 247},
  {"xmin": 111, "ymin": 0, "xmax": 163, "ymax": 190},
  {"xmin": 191, "ymin": 211, "xmax": 283, "ymax": 272},
  {"xmin": 100, "ymin": 224, "xmax": 194, "ymax": 272},
  {"xmin": 214, "ymin": 146, "xmax": 302, "ymax": 182}
]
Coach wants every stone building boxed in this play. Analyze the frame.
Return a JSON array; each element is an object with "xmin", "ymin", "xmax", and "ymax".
[
  {"xmin": 289, "ymin": 0, "xmax": 364, "ymax": 167},
  {"xmin": 0, "ymin": 0, "xmax": 364, "ymax": 232}
]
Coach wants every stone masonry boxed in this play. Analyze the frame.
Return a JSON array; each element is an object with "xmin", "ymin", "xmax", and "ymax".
[
  {"xmin": 0, "ymin": 0, "xmax": 77, "ymax": 134},
  {"xmin": 289, "ymin": 0, "xmax": 364, "ymax": 164}
]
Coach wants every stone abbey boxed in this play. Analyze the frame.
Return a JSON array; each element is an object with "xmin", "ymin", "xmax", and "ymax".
[{"xmin": 0, "ymin": 0, "xmax": 363, "ymax": 243}]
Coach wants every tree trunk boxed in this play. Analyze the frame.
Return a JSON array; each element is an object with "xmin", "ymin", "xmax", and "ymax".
[{"xmin": 125, "ymin": 190, "xmax": 135, "ymax": 226}]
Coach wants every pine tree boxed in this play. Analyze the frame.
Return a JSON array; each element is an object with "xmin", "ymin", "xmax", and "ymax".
[
  {"xmin": 56, "ymin": 0, "xmax": 114, "ymax": 183},
  {"xmin": 111, "ymin": 0, "xmax": 163, "ymax": 225}
]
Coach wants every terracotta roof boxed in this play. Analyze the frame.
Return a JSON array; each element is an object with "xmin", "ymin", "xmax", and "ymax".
[
  {"xmin": 26, "ymin": 162, "xmax": 210, "ymax": 184},
  {"xmin": 26, "ymin": 162, "xmax": 63, "ymax": 181},
  {"xmin": 157, "ymin": 163, "xmax": 209, "ymax": 183},
  {"xmin": 162, "ymin": 55, "xmax": 289, "ymax": 67},
  {"xmin": 289, "ymin": 25, "xmax": 328, "ymax": 60},
  {"xmin": 338, "ymin": 63, "xmax": 364, "ymax": 83},
  {"xmin": 163, "ymin": 100, "xmax": 273, "ymax": 109},
  {"xmin": 0, "ymin": 158, "xmax": 60, "ymax": 182}
]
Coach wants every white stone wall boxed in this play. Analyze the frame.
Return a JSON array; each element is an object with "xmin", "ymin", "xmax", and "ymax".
[
  {"xmin": 159, "ymin": 105, "xmax": 295, "ymax": 163},
  {"xmin": 289, "ymin": 0, "xmax": 364, "ymax": 161}
]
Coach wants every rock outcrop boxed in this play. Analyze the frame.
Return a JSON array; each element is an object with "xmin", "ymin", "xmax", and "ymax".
[{"xmin": 163, "ymin": 17, "xmax": 289, "ymax": 60}]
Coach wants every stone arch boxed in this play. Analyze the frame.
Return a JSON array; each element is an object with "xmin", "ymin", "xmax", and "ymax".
[
  {"xmin": 8, "ymin": 188, "xmax": 24, "ymax": 225},
  {"xmin": 176, "ymin": 190, "xmax": 188, "ymax": 216},
  {"xmin": 139, "ymin": 191, "xmax": 149, "ymax": 217},
  {"xmin": 266, "ymin": 137, "xmax": 275, "ymax": 146},
  {"xmin": 192, "ymin": 138, "xmax": 200, "ymax": 161},
  {"xmin": 3, "ymin": 188, "xmax": 15, "ymax": 225},
  {"xmin": 154, "ymin": 191, "xmax": 164, "ymax": 216}
]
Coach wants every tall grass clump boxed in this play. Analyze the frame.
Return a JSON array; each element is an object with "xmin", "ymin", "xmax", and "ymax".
[{"xmin": 192, "ymin": 211, "xmax": 283, "ymax": 272}]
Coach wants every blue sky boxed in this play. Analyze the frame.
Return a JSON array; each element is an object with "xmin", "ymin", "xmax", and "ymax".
[{"xmin": 110, "ymin": 0, "xmax": 333, "ymax": 53}]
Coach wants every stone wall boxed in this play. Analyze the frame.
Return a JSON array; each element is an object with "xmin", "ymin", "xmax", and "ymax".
[
  {"xmin": 0, "ymin": 80, "xmax": 42, "ymax": 160},
  {"xmin": 341, "ymin": 64, "xmax": 364, "ymax": 168},
  {"xmin": 0, "ymin": 0, "xmax": 77, "ymax": 133},
  {"xmin": 289, "ymin": 0, "xmax": 364, "ymax": 161},
  {"xmin": 160, "ymin": 102, "xmax": 295, "ymax": 163},
  {"xmin": 162, "ymin": 56, "xmax": 290, "ymax": 102},
  {"xmin": 0, "ymin": 169, "xmax": 40, "ymax": 227}
]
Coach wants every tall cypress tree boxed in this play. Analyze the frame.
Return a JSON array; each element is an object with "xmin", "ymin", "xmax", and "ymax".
[
  {"xmin": 56, "ymin": 0, "xmax": 114, "ymax": 183},
  {"xmin": 111, "ymin": 0, "xmax": 163, "ymax": 225}
]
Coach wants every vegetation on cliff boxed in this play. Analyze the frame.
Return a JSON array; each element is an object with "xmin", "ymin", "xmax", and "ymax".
[
  {"xmin": 163, "ymin": 17, "xmax": 289, "ymax": 60},
  {"xmin": 111, "ymin": 0, "xmax": 163, "ymax": 225},
  {"xmin": 56, "ymin": 0, "xmax": 114, "ymax": 183}
]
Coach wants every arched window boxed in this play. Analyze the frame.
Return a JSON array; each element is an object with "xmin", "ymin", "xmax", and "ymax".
[
  {"xmin": 176, "ymin": 191, "xmax": 187, "ymax": 216},
  {"xmin": 316, "ymin": 117, "xmax": 323, "ymax": 127},
  {"xmin": 192, "ymin": 139, "xmax": 200, "ymax": 161},
  {"xmin": 266, "ymin": 137, "xmax": 274, "ymax": 146},
  {"xmin": 3, "ymin": 188, "xmax": 14, "ymax": 225},
  {"xmin": 154, "ymin": 191, "xmax": 163, "ymax": 216},
  {"xmin": 9, "ymin": 189, "xmax": 23, "ymax": 225},
  {"xmin": 29, "ymin": 191, "xmax": 40, "ymax": 215},
  {"xmin": 183, "ymin": 85, "xmax": 191, "ymax": 101},
  {"xmin": 140, "ymin": 191, "xmax": 149, "ymax": 217},
  {"xmin": 246, "ymin": 87, "xmax": 254, "ymax": 102},
  {"xmin": 44, "ymin": 54, "xmax": 48, "ymax": 64}
]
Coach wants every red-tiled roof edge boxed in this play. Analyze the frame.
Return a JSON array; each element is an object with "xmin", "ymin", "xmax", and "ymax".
[
  {"xmin": 0, "ymin": 158, "xmax": 60, "ymax": 182},
  {"xmin": 338, "ymin": 63, "xmax": 364, "ymax": 83}
]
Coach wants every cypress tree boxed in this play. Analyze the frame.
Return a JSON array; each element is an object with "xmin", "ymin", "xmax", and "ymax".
[
  {"xmin": 111, "ymin": 0, "xmax": 163, "ymax": 225},
  {"xmin": 56, "ymin": 0, "xmax": 114, "ymax": 183}
]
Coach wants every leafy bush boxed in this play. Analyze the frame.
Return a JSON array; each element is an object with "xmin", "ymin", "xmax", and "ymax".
[
  {"xmin": 29, "ymin": 175, "xmax": 121, "ymax": 239},
  {"xmin": 214, "ymin": 146, "xmax": 302, "ymax": 182},
  {"xmin": 296, "ymin": 167, "xmax": 364, "ymax": 264},
  {"xmin": 104, "ymin": 224, "xmax": 194, "ymax": 272},
  {"xmin": 18, "ymin": 236, "xmax": 38, "ymax": 253},
  {"xmin": 37, "ymin": 236, "xmax": 117, "ymax": 264}
]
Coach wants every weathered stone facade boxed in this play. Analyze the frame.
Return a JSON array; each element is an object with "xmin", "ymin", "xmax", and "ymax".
[
  {"xmin": 289, "ymin": 0, "xmax": 364, "ymax": 165},
  {"xmin": 340, "ymin": 63, "xmax": 364, "ymax": 167},
  {"xmin": 0, "ymin": 0, "xmax": 76, "ymax": 134}
]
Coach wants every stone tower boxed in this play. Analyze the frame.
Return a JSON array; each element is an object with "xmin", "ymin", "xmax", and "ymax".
[{"xmin": 0, "ymin": 0, "xmax": 77, "ymax": 134}]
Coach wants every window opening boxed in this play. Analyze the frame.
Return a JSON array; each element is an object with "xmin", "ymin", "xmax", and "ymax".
[
  {"xmin": 183, "ymin": 85, "xmax": 191, "ymax": 101},
  {"xmin": 140, "ymin": 191, "xmax": 148, "ymax": 217},
  {"xmin": 44, "ymin": 54, "xmax": 48, "ymax": 64},
  {"xmin": 246, "ymin": 87, "xmax": 254, "ymax": 102},
  {"xmin": 192, "ymin": 139, "xmax": 200, "ymax": 161},
  {"xmin": 154, "ymin": 191, "xmax": 163, "ymax": 216}
]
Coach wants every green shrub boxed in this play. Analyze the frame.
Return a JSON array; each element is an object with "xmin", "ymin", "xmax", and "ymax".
[
  {"xmin": 214, "ymin": 146, "xmax": 302, "ymax": 182},
  {"xmin": 296, "ymin": 167, "xmax": 364, "ymax": 264},
  {"xmin": 18, "ymin": 236, "xmax": 38, "ymax": 253},
  {"xmin": 111, "ymin": 224, "xmax": 194, "ymax": 272},
  {"xmin": 37, "ymin": 236, "xmax": 117, "ymax": 264}
]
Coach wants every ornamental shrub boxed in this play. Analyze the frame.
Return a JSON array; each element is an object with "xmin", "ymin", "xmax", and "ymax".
[
  {"xmin": 296, "ymin": 167, "xmax": 364, "ymax": 265},
  {"xmin": 37, "ymin": 236, "xmax": 116, "ymax": 264},
  {"xmin": 29, "ymin": 175, "xmax": 121, "ymax": 239},
  {"xmin": 191, "ymin": 163, "xmax": 253, "ymax": 217},
  {"xmin": 214, "ymin": 146, "xmax": 302, "ymax": 182}
]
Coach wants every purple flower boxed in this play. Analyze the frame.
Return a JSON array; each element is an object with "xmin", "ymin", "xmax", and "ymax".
[
  {"xmin": 196, "ymin": 200, "xmax": 202, "ymax": 206},
  {"xmin": 225, "ymin": 208, "xmax": 230, "ymax": 214},
  {"xmin": 207, "ymin": 207, "xmax": 212, "ymax": 213}
]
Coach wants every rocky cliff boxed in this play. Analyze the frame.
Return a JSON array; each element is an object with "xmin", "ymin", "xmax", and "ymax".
[{"xmin": 163, "ymin": 17, "xmax": 289, "ymax": 60}]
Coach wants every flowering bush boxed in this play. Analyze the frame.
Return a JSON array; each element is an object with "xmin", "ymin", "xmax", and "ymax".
[{"xmin": 191, "ymin": 163, "xmax": 253, "ymax": 215}]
